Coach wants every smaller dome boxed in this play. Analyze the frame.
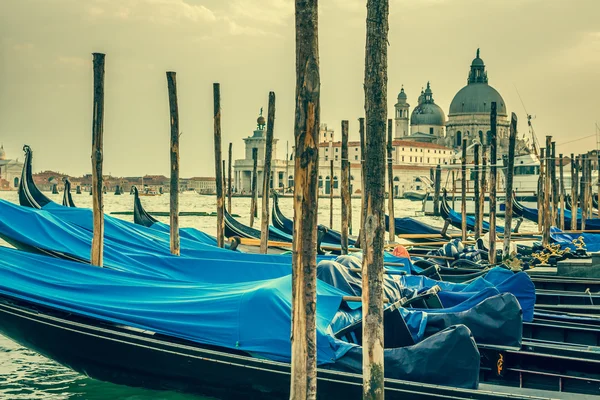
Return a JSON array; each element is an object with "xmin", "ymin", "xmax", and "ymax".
[
  {"xmin": 0, "ymin": 145, "xmax": 5, "ymax": 161},
  {"xmin": 411, "ymin": 103, "xmax": 446, "ymax": 126},
  {"xmin": 398, "ymin": 87, "xmax": 407, "ymax": 101}
]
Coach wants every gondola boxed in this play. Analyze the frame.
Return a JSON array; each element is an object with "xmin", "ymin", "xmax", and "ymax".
[
  {"xmin": 224, "ymin": 207, "xmax": 294, "ymax": 244},
  {"xmin": 272, "ymin": 192, "xmax": 356, "ymax": 246},
  {"xmin": 513, "ymin": 195, "xmax": 600, "ymax": 230},
  {"xmin": 62, "ymin": 178, "xmax": 76, "ymax": 207},
  {"xmin": 18, "ymin": 145, "xmax": 52, "ymax": 209},
  {"xmin": 132, "ymin": 186, "xmax": 159, "ymax": 227},
  {"xmin": 440, "ymin": 189, "xmax": 494, "ymax": 233},
  {"xmin": 385, "ymin": 215, "xmax": 457, "ymax": 243},
  {"xmin": 0, "ymin": 294, "xmax": 512, "ymax": 400}
]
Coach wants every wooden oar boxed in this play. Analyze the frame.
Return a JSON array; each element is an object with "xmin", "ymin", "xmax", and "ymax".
[{"xmin": 237, "ymin": 238, "xmax": 292, "ymax": 248}]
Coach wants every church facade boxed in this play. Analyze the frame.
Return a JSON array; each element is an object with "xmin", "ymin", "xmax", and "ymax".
[{"xmin": 394, "ymin": 49, "xmax": 521, "ymax": 159}]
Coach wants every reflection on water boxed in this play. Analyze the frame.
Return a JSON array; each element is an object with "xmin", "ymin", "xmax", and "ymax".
[{"xmin": 0, "ymin": 190, "xmax": 535, "ymax": 398}]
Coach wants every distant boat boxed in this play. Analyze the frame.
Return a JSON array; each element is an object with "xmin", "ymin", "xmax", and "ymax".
[
  {"xmin": 139, "ymin": 188, "xmax": 161, "ymax": 197},
  {"xmin": 403, "ymin": 190, "xmax": 428, "ymax": 201}
]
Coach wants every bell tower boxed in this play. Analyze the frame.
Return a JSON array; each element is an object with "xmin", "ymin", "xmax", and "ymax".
[{"xmin": 394, "ymin": 86, "xmax": 410, "ymax": 139}]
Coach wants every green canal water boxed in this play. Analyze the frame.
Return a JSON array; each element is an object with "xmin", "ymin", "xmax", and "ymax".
[{"xmin": 0, "ymin": 191, "xmax": 536, "ymax": 398}]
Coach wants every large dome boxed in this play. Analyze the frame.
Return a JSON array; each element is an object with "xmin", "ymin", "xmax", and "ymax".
[
  {"xmin": 449, "ymin": 83, "xmax": 507, "ymax": 116},
  {"xmin": 411, "ymin": 103, "xmax": 446, "ymax": 126},
  {"xmin": 449, "ymin": 49, "xmax": 507, "ymax": 116}
]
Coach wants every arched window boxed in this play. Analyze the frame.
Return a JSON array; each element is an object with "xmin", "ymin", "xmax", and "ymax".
[
  {"xmin": 318, "ymin": 175, "xmax": 323, "ymax": 188},
  {"xmin": 13, "ymin": 177, "xmax": 19, "ymax": 187},
  {"xmin": 333, "ymin": 176, "xmax": 339, "ymax": 189},
  {"xmin": 393, "ymin": 176, "xmax": 399, "ymax": 182},
  {"xmin": 456, "ymin": 131, "xmax": 462, "ymax": 147},
  {"xmin": 288, "ymin": 175, "xmax": 294, "ymax": 189},
  {"xmin": 325, "ymin": 176, "xmax": 331, "ymax": 194},
  {"xmin": 486, "ymin": 130, "xmax": 492, "ymax": 144}
]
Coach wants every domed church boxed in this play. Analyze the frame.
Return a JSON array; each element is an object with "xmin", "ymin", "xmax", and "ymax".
[
  {"xmin": 445, "ymin": 49, "xmax": 510, "ymax": 150},
  {"xmin": 394, "ymin": 82, "xmax": 446, "ymax": 143}
]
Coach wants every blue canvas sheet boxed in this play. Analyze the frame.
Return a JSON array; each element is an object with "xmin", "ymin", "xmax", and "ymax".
[
  {"xmin": 550, "ymin": 227, "xmax": 600, "ymax": 252},
  {"xmin": 401, "ymin": 267, "xmax": 535, "ymax": 322},
  {"xmin": 0, "ymin": 245, "xmax": 352, "ymax": 364},
  {"xmin": 144, "ymin": 219, "xmax": 219, "ymax": 246},
  {"xmin": 0, "ymin": 200, "xmax": 412, "ymax": 282}
]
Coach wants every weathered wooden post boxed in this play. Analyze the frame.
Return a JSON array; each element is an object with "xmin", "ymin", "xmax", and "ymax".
[
  {"xmin": 543, "ymin": 136, "xmax": 552, "ymax": 245},
  {"xmin": 551, "ymin": 142, "xmax": 557, "ymax": 226},
  {"xmin": 480, "ymin": 147, "xmax": 487, "ymax": 229},
  {"xmin": 451, "ymin": 169, "xmax": 456, "ymax": 209},
  {"xmin": 461, "ymin": 138, "xmax": 468, "ymax": 241},
  {"xmin": 260, "ymin": 92, "xmax": 276, "ymax": 254},
  {"xmin": 387, "ymin": 119, "xmax": 395, "ymax": 242},
  {"xmin": 213, "ymin": 83, "xmax": 225, "ymax": 248},
  {"xmin": 228, "ymin": 142, "xmax": 233, "ymax": 212},
  {"xmin": 597, "ymin": 154, "xmax": 600, "ymax": 219},
  {"xmin": 290, "ymin": 0, "xmax": 320, "ymax": 397},
  {"xmin": 363, "ymin": 0, "xmax": 388, "ymax": 397},
  {"xmin": 473, "ymin": 143, "xmax": 481, "ymax": 238},
  {"xmin": 503, "ymin": 113, "xmax": 517, "ymax": 259},
  {"xmin": 166, "ymin": 72, "xmax": 180, "ymax": 256},
  {"xmin": 587, "ymin": 156, "xmax": 593, "ymax": 220},
  {"xmin": 90, "ymin": 53, "xmax": 105, "ymax": 267},
  {"xmin": 348, "ymin": 165, "xmax": 353, "ymax": 236},
  {"xmin": 358, "ymin": 117, "xmax": 366, "ymax": 246},
  {"xmin": 330, "ymin": 159, "xmax": 334, "ymax": 229},
  {"xmin": 222, "ymin": 160, "xmax": 226, "ymax": 201},
  {"xmin": 538, "ymin": 148, "xmax": 545, "ymax": 227},
  {"xmin": 249, "ymin": 147, "xmax": 258, "ymax": 228},
  {"xmin": 581, "ymin": 155, "xmax": 587, "ymax": 231},
  {"xmin": 433, "ymin": 164, "xmax": 441, "ymax": 217},
  {"xmin": 572, "ymin": 154, "xmax": 579, "ymax": 230},
  {"xmin": 559, "ymin": 153, "xmax": 565, "ymax": 230},
  {"xmin": 341, "ymin": 120, "xmax": 350, "ymax": 254},
  {"xmin": 489, "ymin": 102, "xmax": 498, "ymax": 263}
]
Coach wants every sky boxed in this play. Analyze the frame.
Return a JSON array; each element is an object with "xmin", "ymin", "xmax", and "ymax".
[{"xmin": 0, "ymin": 0, "xmax": 599, "ymax": 177}]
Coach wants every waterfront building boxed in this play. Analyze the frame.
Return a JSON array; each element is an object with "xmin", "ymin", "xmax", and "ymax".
[{"xmin": 0, "ymin": 145, "xmax": 24, "ymax": 191}]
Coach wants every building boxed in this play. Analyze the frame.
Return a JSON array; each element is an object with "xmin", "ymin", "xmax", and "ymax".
[
  {"xmin": 445, "ymin": 49, "xmax": 511, "ymax": 154},
  {"xmin": 233, "ymin": 112, "xmax": 293, "ymax": 195},
  {"xmin": 394, "ymin": 49, "xmax": 526, "ymax": 160},
  {"xmin": 318, "ymin": 131, "xmax": 453, "ymax": 197},
  {"xmin": 0, "ymin": 145, "xmax": 24, "ymax": 191},
  {"xmin": 188, "ymin": 177, "xmax": 217, "ymax": 194}
]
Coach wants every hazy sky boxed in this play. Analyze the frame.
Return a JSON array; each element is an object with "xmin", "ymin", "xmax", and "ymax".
[{"xmin": 1, "ymin": 0, "xmax": 599, "ymax": 177}]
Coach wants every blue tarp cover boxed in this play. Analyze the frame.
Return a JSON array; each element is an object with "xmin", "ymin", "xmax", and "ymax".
[{"xmin": 0, "ymin": 245, "xmax": 353, "ymax": 364}]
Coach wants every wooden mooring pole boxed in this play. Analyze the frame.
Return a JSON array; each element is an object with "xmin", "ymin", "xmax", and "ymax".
[
  {"xmin": 538, "ymin": 148, "xmax": 545, "ymax": 227},
  {"xmin": 433, "ymin": 164, "xmax": 441, "ymax": 217},
  {"xmin": 166, "ymin": 72, "xmax": 180, "ymax": 256},
  {"xmin": 581, "ymin": 155, "xmax": 587, "ymax": 231},
  {"xmin": 597, "ymin": 154, "xmax": 600, "ymax": 219},
  {"xmin": 358, "ymin": 117, "xmax": 366, "ymax": 246},
  {"xmin": 480, "ymin": 147, "xmax": 486, "ymax": 230},
  {"xmin": 90, "ymin": 53, "xmax": 105, "ymax": 267},
  {"xmin": 250, "ymin": 147, "xmax": 258, "ymax": 228},
  {"xmin": 341, "ymin": 120, "xmax": 350, "ymax": 254},
  {"xmin": 228, "ymin": 142, "xmax": 233, "ymax": 212},
  {"xmin": 330, "ymin": 159, "xmax": 334, "ymax": 229},
  {"xmin": 503, "ymin": 113, "xmax": 517, "ymax": 259},
  {"xmin": 290, "ymin": 0, "xmax": 319, "ymax": 397},
  {"xmin": 362, "ymin": 0, "xmax": 388, "ymax": 397},
  {"xmin": 559, "ymin": 153, "xmax": 565, "ymax": 230},
  {"xmin": 551, "ymin": 142, "xmax": 558, "ymax": 226},
  {"xmin": 473, "ymin": 143, "xmax": 480, "ymax": 238},
  {"xmin": 260, "ymin": 92, "xmax": 276, "ymax": 254},
  {"xmin": 543, "ymin": 136, "xmax": 552, "ymax": 246},
  {"xmin": 489, "ymin": 102, "xmax": 498, "ymax": 263},
  {"xmin": 461, "ymin": 138, "xmax": 468, "ymax": 241},
  {"xmin": 387, "ymin": 119, "xmax": 395, "ymax": 242},
  {"xmin": 570, "ymin": 154, "xmax": 577, "ymax": 229},
  {"xmin": 213, "ymin": 83, "xmax": 225, "ymax": 248},
  {"xmin": 348, "ymin": 164, "xmax": 353, "ymax": 236}
]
